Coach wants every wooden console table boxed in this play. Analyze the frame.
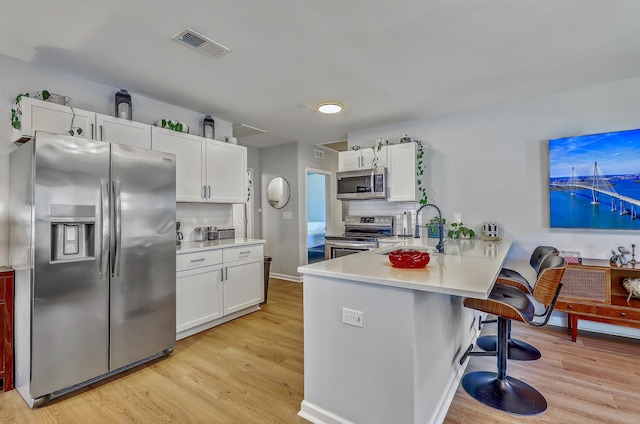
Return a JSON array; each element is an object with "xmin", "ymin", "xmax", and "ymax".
[
  {"xmin": 1, "ymin": 266, "xmax": 14, "ymax": 391},
  {"xmin": 555, "ymin": 258, "xmax": 640, "ymax": 342}
]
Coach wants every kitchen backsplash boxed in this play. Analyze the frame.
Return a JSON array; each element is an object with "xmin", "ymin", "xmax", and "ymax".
[
  {"xmin": 347, "ymin": 200, "xmax": 438, "ymax": 236},
  {"xmin": 177, "ymin": 203, "xmax": 234, "ymax": 242}
]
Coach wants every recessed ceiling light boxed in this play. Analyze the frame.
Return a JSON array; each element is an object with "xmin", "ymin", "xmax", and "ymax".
[{"xmin": 317, "ymin": 102, "xmax": 343, "ymax": 114}]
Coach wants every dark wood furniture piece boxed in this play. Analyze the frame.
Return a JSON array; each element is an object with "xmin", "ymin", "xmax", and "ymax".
[
  {"xmin": 1, "ymin": 266, "xmax": 14, "ymax": 391},
  {"xmin": 555, "ymin": 258, "xmax": 640, "ymax": 342}
]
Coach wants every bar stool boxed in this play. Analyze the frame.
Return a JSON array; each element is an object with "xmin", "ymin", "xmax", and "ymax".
[
  {"xmin": 459, "ymin": 255, "xmax": 566, "ymax": 415},
  {"xmin": 476, "ymin": 246, "xmax": 559, "ymax": 360}
]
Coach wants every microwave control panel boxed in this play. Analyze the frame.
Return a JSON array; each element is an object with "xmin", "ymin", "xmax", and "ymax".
[{"xmin": 374, "ymin": 174, "xmax": 384, "ymax": 192}]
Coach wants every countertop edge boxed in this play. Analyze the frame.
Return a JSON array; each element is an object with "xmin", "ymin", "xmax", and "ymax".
[{"xmin": 177, "ymin": 238, "xmax": 265, "ymax": 253}]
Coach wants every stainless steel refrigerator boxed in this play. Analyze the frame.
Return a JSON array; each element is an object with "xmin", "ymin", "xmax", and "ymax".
[{"xmin": 9, "ymin": 131, "xmax": 176, "ymax": 407}]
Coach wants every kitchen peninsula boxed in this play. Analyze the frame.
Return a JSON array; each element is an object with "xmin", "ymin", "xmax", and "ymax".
[{"xmin": 297, "ymin": 238, "xmax": 512, "ymax": 424}]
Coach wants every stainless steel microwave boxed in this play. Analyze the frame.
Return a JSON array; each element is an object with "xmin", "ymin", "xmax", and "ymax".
[{"xmin": 336, "ymin": 168, "xmax": 387, "ymax": 200}]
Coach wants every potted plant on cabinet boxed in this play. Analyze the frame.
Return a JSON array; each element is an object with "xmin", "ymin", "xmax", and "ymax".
[
  {"xmin": 427, "ymin": 216, "xmax": 446, "ymax": 239},
  {"xmin": 11, "ymin": 90, "xmax": 84, "ymax": 136},
  {"xmin": 447, "ymin": 222, "xmax": 475, "ymax": 239}
]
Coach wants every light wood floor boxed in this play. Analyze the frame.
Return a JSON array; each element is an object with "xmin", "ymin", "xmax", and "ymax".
[{"xmin": 1, "ymin": 279, "xmax": 639, "ymax": 423}]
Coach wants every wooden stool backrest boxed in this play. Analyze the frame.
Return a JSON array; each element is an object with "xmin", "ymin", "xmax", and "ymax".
[{"xmin": 532, "ymin": 255, "xmax": 567, "ymax": 306}]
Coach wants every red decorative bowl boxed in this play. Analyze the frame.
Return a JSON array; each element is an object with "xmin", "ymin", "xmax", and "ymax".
[{"xmin": 388, "ymin": 249, "xmax": 430, "ymax": 268}]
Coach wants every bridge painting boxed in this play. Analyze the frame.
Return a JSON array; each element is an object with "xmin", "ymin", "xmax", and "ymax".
[{"xmin": 549, "ymin": 128, "xmax": 640, "ymax": 229}]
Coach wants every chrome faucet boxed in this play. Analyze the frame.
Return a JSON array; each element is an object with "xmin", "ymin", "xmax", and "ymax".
[{"xmin": 414, "ymin": 203, "xmax": 445, "ymax": 253}]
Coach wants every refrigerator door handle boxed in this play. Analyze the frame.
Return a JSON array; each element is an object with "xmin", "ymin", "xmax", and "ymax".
[
  {"xmin": 112, "ymin": 179, "xmax": 122, "ymax": 278},
  {"xmin": 100, "ymin": 179, "xmax": 110, "ymax": 280}
]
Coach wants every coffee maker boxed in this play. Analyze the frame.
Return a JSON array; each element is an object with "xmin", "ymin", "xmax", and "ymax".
[{"xmin": 176, "ymin": 221, "xmax": 183, "ymax": 245}]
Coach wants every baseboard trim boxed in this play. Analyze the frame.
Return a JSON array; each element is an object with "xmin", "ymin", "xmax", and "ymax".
[
  {"xmin": 270, "ymin": 272, "xmax": 302, "ymax": 283},
  {"xmin": 298, "ymin": 400, "xmax": 355, "ymax": 424}
]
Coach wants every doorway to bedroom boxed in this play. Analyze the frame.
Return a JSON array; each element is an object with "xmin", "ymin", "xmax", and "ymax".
[{"xmin": 306, "ymin": 170, "xmax": 329, "ymax": 264}]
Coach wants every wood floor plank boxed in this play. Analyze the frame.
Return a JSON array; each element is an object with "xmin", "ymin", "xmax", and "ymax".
[{"xmin": 2, "ymin": 279, "xmax": 640, "ymax": 423}]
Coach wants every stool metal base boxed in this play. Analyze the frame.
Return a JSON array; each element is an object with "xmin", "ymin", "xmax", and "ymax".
[
  {"xmin": 462, "ymin": 371, "xmax": 547, "ymax": 416},
  {"xmin": 476, "ymin": 335, "xmax": 541, "ymax": 361}
]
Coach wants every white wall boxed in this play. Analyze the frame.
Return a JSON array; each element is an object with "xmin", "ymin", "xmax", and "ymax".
[
  {"xmin": 348, "ymin": 76, "xmax": 640, "ymax": 274},
  {"xmin": 0, "ymin": 54, "xmax": 233, "ymax": 265},
  {"xmin": 259, "ymin": 142, "xmax": 339, "ymax": 279}
]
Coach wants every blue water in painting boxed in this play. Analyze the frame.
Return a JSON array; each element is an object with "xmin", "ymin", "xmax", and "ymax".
[
  {"xmin": 550, "ymin": 178, "xmax": 640, "ymax": 229},
  {"xmin": 549, "ymin": 128, "xmax": 640, "ymax": 230}
]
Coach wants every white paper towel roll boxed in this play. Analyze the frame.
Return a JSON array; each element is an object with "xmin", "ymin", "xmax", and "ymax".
[{"xmin": 402, "ymin": 212, "xmax": 412, "ymax": 236}]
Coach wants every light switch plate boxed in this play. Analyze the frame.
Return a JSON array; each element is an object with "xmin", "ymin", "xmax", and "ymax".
[{"xmin": 283, "ymin": 211, "xmax": 293, "ymax": 219}]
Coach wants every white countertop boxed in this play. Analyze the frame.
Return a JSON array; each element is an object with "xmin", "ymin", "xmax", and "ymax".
[
  {"xmin": 298, "ymin": 238, "xmax": 512, "ymax": 299},
  {"xmin": 177, "ymin": 238, "xmax": 265, "ymax": 253}
]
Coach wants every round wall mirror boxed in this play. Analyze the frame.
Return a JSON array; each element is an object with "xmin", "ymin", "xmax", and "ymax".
[{"xmin": 266, "ymin": 176, "xmax": 290, "ymax": 209}]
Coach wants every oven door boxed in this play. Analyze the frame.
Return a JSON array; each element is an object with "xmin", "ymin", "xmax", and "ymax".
[{"xmin": 325, "ymin": 240, "xmax": 378, "ymax": 260}]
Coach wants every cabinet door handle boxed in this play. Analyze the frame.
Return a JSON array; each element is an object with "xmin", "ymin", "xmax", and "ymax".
[
  {"xmin": 91, "ymin": 123, "xmax": 95, "ymax": 140},
  {"xmin": 189, "ymin": 258, "xmax": 205, "ymax": 263},
  {"xmin": 621, "ymin": 312, "xmax": 626, "ymax": 317},
  {"xmin": 202, "ymin": 186, "xmax": 207, "ymax": 199},
  {"xmin": 100, "ymin": 125, "xmax": 103, "ymax": 141},
  {"xmin": 568, "ymin": 305, "xmax": 573, "ymax": 310},
  {"xmin": 239, "ymin": 251, "xmax": 250, "ymax": 258},
  {"xmin": 221, "ymin": 268, "xmax": 225, "ymax": 282}
]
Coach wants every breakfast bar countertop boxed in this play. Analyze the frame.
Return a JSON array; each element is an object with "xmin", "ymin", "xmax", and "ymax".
[{"xmin": 298, "ymin": 238, "xmax": 512, "ymax": 299}]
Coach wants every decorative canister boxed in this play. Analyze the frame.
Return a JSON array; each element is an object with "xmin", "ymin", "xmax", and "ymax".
[{"xmin": 194, "ymin": 227, "xmax": 208, "ymax": 242}]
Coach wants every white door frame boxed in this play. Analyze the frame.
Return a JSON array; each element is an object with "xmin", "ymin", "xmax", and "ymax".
[{"xmin": 304, "ymin": 167, "xmax": 333, "ymax": 264}]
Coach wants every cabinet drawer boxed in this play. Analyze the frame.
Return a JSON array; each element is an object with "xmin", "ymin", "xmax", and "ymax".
[
  {"xmin": 177, "ymin": 249, "xmax": 223, "ymax": 271},
  {"xmin": 223, "ymin": 244, "xmax": 263, "ymax": 263},
  {"xmin": 596, "ymin": 306, "xmax": 640, "ymax": 321},
  {"xmin": 555, "ymin": 301, "xmax": 595, "ymax": 315}
]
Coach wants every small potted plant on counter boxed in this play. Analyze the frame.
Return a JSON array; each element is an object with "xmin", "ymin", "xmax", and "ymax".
[
  {"xmin": 427, "ymin": 216, "xmax": 446, "ymax": 239},
  {"xmin": 447, "ymin": 222, "xmax": 475, "ymax": 239}
]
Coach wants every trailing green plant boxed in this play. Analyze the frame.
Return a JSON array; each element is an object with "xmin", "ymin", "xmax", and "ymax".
[
  {"xmin": 447, "ymin": 222, "xmax": 475, "ymax": 239},
  {"xmin": 160, "ymin": 119, "xmax": 189, "ymax": 133},
  {"xmin": 11, "ymin": 90, "xmax": 83, "ymax": 136},
  {"xmin": 414, "ymin": 138, "xmax": 427, "ymax": 205}
]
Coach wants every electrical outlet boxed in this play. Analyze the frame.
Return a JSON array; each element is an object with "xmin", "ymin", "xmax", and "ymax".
[{"xmin": 342, "ymin": 308, "xmax": 364, "ymax": 328}]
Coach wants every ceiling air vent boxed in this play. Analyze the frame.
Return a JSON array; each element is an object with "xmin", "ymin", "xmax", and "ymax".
[
  {"xmin": 172, "ymin": 28, "xmax": 230, "ymax": 58},
  {"xmin": 233, "ymin": 124, "xmax": 266, "ymax": 138}
]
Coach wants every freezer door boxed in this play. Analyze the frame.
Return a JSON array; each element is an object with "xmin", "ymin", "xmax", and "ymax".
[
  {"xmin": 109, "ymin": 143, "xmax": 176, "ymax": 370},
  {"xmin": 31, "ymin": 133, "xmax": 110, "ymax": 398}
]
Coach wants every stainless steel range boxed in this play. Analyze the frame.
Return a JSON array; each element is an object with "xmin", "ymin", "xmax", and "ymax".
[{"xmin": 325, "ymin": 215, "xmax": 394, "ymax": 260}]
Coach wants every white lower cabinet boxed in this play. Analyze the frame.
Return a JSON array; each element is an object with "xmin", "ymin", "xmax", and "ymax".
[
  {"xmin": 222, "ymin": 245, "xmax": 264, "ymax": 315},
  {"xmin": 176, "ymin": 264, "xmax": 224, "ymax": 333},
  {"xmin": 176, "ymin": 243, "xmax": 264, "ymax": 340}
]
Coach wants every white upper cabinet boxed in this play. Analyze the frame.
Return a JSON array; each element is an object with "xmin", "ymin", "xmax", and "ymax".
[
  {"xmin": 14, "ymin": 97, "xmax": 152, "ymax": 149},
  {"xmin": 204, "ymin": 140, "xmax": 247, "ymax": 203},
  {"xmin": 387, "ymin": 142, "xmax": 419, "ymax": 202},
  {"xmin": 338, "ymin": 147, "xmax": 387, "ymax": 171},
  {"xmin": 95, "ymin": 114, "xmax": 152, "ymax": 149},
  {"xmin": 15, "ymin": 96, "xmax": 95, "ymax": 142},
  {"xmin": 151, "ymin": 127, "xmax": 247, "ymax": 203},
  {"xmin": 151, "ymin": 127, "xmax": 206, "ymax": 202}
]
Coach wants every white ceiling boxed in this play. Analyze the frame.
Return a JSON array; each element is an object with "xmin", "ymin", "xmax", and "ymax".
[{"xmin": 3, "ymin": 0, "xmax": 640, "ymax": 148}]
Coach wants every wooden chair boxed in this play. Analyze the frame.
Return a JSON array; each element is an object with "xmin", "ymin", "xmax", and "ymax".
[
  {"xmin": 459, "ymin": 255, "xmax": 567, "ymax": 415},
  {"xmin": 476, "ymin": 246, "xmax": 559, "ymax": 360}
]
